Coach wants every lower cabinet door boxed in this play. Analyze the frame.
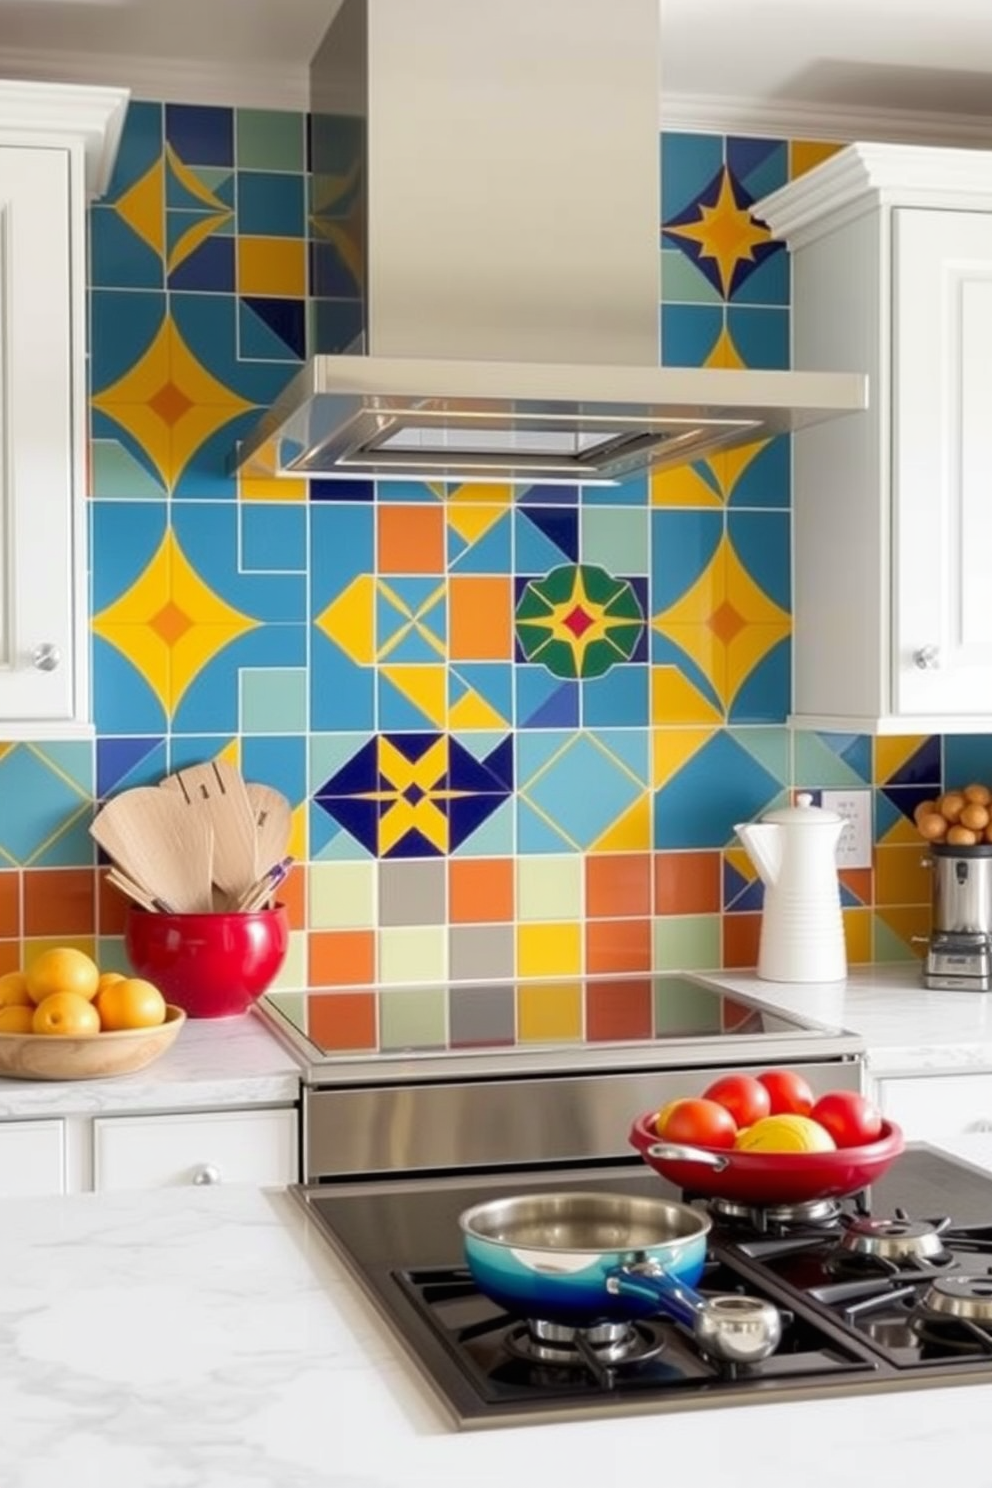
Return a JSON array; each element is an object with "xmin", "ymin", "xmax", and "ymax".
[
  {"xmin": 92, "ymin": 1107, "xmax": 299, "ymax": 1192},
  {"xmin": 0, "ymin": 1119, "xmax": 65, "ymax": 1196},
  {"xmin": 873, "ymin": 1074, "xmax": 992, "ymax": 1139}
]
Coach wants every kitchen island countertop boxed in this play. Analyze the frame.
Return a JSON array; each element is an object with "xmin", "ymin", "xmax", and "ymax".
[{"xmin": 5, "ymin": 1136, "xmax": 992, "ymax": 1488}]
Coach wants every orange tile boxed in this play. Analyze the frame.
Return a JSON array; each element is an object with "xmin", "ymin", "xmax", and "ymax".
[
  {"xmin": 275, "ymin": 864, "xmax": 306, "ymax": 930},
  {"xmin": 448, "ymin": 576, "xmax": 512, "ymax": 660},
  {"xmin": 448, "ymin": 858, "xmax": 514, "ymax": 923},
  {"xmin": 237, "ymin": 236, "xmax": 306, "ymax": 297},
  {"xmin": 655, "ymin": 852, "xmax": 720, "ymax": 915},
  {"xmin": 586, "ymin": 977, "xmax": 653, "ymax": 1041},
  {"xmin": 839, "ymin": 867, "xmax": 873, "ymax": 906},
  {"xmin": 0, "ymin": 871, "xmax": 19, "ymax": 937},
  {"xmin": 585, "ymin": 919, "xmax": 652, "ymax": 975},
  {"xmin": 377, "ymin": 505, "xmax": 444, "ymax": 574},
  {"xmin": 24, "ymin": 868, "xmax": 95, "ymax": 937},
  {"xmin": 0, "ymin": 943, "xmax": 20, "ymax": 976},
  {"xmin": 308, "ymin": 929, "xmax": 375, "ymax": 986},
  {"xmin": 586, "ymin": 854, "xmax": 651, "ymax": 918},
  {"xmin": 98, "ymin": 873, "xmax": 131, "ymax": 936},
  {"xmin": 723, "ymin": 913, "xmax": 761, "ymax": 968},
  {"xmin": 308, "ymin": 992, "xmax": 377, "ymax": 1051}
]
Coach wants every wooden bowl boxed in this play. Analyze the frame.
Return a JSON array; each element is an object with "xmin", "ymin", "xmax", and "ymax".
[{"xmin": 0, "ymin": 1005, "xmax": 186, "ymax": 1082}]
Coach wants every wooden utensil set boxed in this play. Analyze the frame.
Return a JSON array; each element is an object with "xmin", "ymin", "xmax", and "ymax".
[{"xmin": 89, "ymin": 763, "xmax": 293, "ymax": 916}]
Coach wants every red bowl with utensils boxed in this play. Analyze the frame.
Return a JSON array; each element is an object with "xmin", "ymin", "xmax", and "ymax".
[
  {"xmin": 628, "ymin": 1109, "xmax": 905, "ymax": 1204},
  {"xmin": 124, "ymin": 905, "xmax": 289, "ymax": 1018}
]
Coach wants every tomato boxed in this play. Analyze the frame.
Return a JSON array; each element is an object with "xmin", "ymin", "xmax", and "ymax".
[
  {"xmin": 702, "ymin": 1074, "xmax": 771, "ymax": 1129},
  {"xmin": 810, "ymin": 1090, "xmax": 883, "ymax": 1148},
  {"xmin": 758, "ymin": 1068, "xmax": 815, "ymax": 1116},
  {"xmin": 657, "ymin": 1097, "xmax": 737, "ymax": 1150},
  {"xmin": 652, "ymin": 1098, "xmax": 687, "ymax": 1136}
]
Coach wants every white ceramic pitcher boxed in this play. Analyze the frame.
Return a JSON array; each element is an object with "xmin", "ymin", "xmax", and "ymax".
[{"xmin": 734, "ymin": 793, "xmax": 847, "ymax": 983}]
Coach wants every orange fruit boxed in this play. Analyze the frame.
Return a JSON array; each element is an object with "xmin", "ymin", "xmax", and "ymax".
[
  {"xmin": 96, "ymin": 970, "xmax": 127, "ymax": 995},
  {"xmin": 94, "ymin": 977, "xmax": 166, "ymax": 1031},
  {"xmin": 0, "ymin": 970, "xmax": 32, "ymax": 1009},
  {"xmin": 0, "ymin": 1005, "xmax": 35, "ymax": 1033},
  {"xmin": 25, "ymin": 948, "xmax": 100, "ymax": 1005},
  {"xmin": 32, "ymin": 992, "xmax": 101, "ymax": 1036}
]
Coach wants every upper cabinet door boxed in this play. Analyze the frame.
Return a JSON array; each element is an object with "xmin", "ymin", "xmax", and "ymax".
[
  {"xmin": 0, "ymin": 145, "xmax": 77, "ymax": 727},
  {"xmin": 893, "ymin": 209, "xmax": 992, "ymax": 718}
]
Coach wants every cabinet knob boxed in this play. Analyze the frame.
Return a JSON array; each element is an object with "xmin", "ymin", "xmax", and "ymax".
[
  {"xmin": 32, "ymin": 643, "xmax": 61, "ymax": 672},
  {"xmin": 191, "ymin": 1163, "xmax": 222, "ymax": 1185},
  {"xmin": 913, "ymin": 645, "xmax": 941, "ymax": 671}
]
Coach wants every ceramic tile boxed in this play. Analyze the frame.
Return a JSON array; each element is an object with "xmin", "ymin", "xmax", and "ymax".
[
  {"xmin": 378, "ymin": 926, "xmax": 447, "ymax": 984},
  {"xmin": 236, "ymin": 110, "xmax": 305, "ymax": 172},
  {"xmin": 309, "ymin": 862, "xmax": 375, "ymax": 929},
  {"xmin": 516, "ymin": 855, "xmax": 582, "ymax": 921},
  {"xmin": 378, "ymin": 985, "xmax": 447, "ymax": 1049},
  {"xmin": 449, "ymin": 577, "xmax": 513, "ymax": 661},
  {"xmin": 308, "ymin": 929, "xmax": 375, "ymax": 986},
  {"xmin": 448, "ymin": 925, "xmax": 515, "ymax": 982},
  {"xmin": 586, "ymin": 976, "xmax": 653, "ymax": 1040},
  {"xmin": 585, "ymin": 919, "xmax": 652, "ymax": 975},
  {"xmin": 23, "ymin": 870, "xmax": 95, "ymax": 937},
  {"xmin": 448, "ymin": 858, "xmax": 514, "ymax": 923},
  {"xmin": 579, "ymin": 509, "xmax": 650, "ymax": 574},
  {"xmin": 449, "ymin": 979, "xmax": 515, "ymax": 1043},
  {"xmin": 379, "ymin": 859, "xmax": 446, "ymax": 926},
  {"xmin": 586, "ymin": 853, "xmax": 652, "ymax": 918},
  {"xmin": 652, "ymin": 914, "xmax": 721, "ymax": 971},
  {"xmin": 0, "ymin": 874, "xmax": 19, "ymax": 938},
  {"xmin": 516, "ymin": 922, "xmax": 582, "ymax": 978},
  {"xmin": 237, "ymin": 172, "xmax": 305, "ymax": 237},
  {"xmin": 516, "ymin": 979, "xmax": 583, "ymax": 1042},
  {"xmin": 165, "ymin": 105, "xmax": 234, "ymax": 167},
  {"xmin": 237, "ymin": 236, "xmax": 306, "ymax": 297},
  {"xmin": 308, "ymin": 991, "xmax": 377, "ymax": 1051},
  {"xmin": 240, "ymin": 671, "xmax": 308, "ymax": 734}
]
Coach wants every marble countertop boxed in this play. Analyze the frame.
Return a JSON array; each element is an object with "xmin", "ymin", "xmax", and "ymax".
[
  {"xmin": 0, "ymin": 1011, "xmax": 300, "ymax": 1118},
  {"xmin": 701, "ymin": 964, "xmax": 992, "ymax": 1076},
  {"xmin": 5, "ymin": 1139, "xmax": 992, "ymax": 1488}
]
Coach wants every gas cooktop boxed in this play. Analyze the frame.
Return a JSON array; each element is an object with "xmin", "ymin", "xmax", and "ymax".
[{"xmin": 292, "ymin": 1147, "xmax": 992, "ymax": 1429}]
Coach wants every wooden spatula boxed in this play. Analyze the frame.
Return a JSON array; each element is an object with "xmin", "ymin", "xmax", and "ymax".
[
  {"xmin": 161, "ymin": 761, "xmax": 259, "ymax": 903},
  {"xmin": 245, "ymin": 783, "xmax": 293, "ymax": 872},
  {"xmin": 90, "ymin": 787, "xmax": 215, "ymax": 913}
]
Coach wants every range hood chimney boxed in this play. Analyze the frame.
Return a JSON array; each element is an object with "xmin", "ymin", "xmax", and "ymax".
[{"xmin": 235, "ymin": 0, "xmax": 866, "ymax": 485}]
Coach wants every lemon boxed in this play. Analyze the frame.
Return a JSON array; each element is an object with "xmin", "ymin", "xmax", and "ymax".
[{"xmin": 734, "ymin": 1114, "xmax": 836, "ymax": 1153}]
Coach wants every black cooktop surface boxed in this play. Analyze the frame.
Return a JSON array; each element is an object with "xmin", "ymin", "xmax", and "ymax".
[{"xmin": 293, "ymin": 1146, "xmax": 992, "ymax": 1428}]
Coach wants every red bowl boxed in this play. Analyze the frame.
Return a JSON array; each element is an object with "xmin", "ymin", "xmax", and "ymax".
[
  {"xmin": 629, "ymin": 1109, "xmax": 905, "ymax": 1204},
  {"xmin": 124, "ymin": 905, "xmax": 289, "ymax": 1018}
]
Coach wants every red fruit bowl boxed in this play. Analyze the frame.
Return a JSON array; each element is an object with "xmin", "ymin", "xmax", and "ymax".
[
  {"xmin": 124, "ymin": 905, "xmax": 289, "ymax": 1018},
  {"xmin": 629, "ymin": 1109, "xmax": 905, "ymax": 1204}
]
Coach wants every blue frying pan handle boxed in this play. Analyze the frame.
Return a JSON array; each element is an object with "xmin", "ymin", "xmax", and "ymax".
[{"xmin": 605, "ymin": 1260, "xmax": 707, "ymax": 1329}]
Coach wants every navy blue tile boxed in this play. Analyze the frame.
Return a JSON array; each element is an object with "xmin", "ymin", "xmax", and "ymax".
[
  {"xmin": 168, "ymin": 235, "xmax": 235, "ymax": 292},
  {"xmin": 310, "ymin": 478, "xmax": 375, "ymax": 502},
  {"xmin": 165, "ymin": 104, "xmax": 234, "ymax": 167},
  {"xmin": 240, "ymin": 296, "xmax": 306, "ymax": 360}
]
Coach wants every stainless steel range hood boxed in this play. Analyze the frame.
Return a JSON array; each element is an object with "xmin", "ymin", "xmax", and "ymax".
[{"xmin": 235, "ymin": 0, "xmax": 866, "ymax": 485}]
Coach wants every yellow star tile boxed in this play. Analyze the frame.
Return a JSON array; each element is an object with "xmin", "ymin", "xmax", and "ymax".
[
  {"xmin": 315, "ymin": 575, "xmax": 376, "ymax": 664},
  {"xmin": 652, "ymin": 727, "xmax": 715, "ymax": 790},
  {"xmin": 651, "ymin": 665, "xmax": 724, "ymax": 725},
  {"xmin": 92, "ymin": 530, "xmax": 259, "ymax": 713},
  {"xmin": 115, "ymin": 156, "xmax": 164, "ymax": 257},
  {"xmin": 447, "ymin": 503, "xmax": 507, "ymax": 546},
  {"xmin": 666, "ymin": 169, "xmax": 772, "ymax": 298},
  {"xmin": 590, "ymin": 796, "xmax": 651, "ymax": 851}
]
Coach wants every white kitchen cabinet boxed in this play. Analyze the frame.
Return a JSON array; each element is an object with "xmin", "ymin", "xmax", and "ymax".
[
  {"xmin": 0, "ymin": 82, "xmax": 127, "ymax": 735},
  {"xmin": 92, "ymin": 1107, "xmax": 299, "ymax": 1192},
  {"xmin": 757, "ymin": 143, "xmax": 992, "ymax": 734},
  {"xmin": 872, "ymin": 1073, "xmax": 992, "ymax": 1141},
  {"xmin": 0, "ymin": 1118, "xmax": 65, "ymax": 1196}
]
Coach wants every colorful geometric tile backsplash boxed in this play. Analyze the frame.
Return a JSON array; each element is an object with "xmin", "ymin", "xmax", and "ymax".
[{"xmin": 0, "ymin": 104, "xmax": 959, "ymax": 1046}]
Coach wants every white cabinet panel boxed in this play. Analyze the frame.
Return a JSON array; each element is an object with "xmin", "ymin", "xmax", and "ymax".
[
  {"xmin": 93, "ymin": 1107, "xmax": 299, "ymax": 1192},
  {"xmin": 873, "ymin": 1073, "xmax": 992, "ymax": 1139},
  {"xmin": 0, "ymin": 1119, "xmax": 65, "ymax": 1196}
]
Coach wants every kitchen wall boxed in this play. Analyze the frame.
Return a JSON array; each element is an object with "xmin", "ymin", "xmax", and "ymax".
[{"xmin": 0, "ymin": 101, "xmax": 976, "ymax": 1045}]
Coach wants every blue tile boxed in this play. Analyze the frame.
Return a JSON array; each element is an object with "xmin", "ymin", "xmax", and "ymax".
[
  {"xmin": 728, "ymin": 640, "xmax": 790, "ymax": 725},
  {"xmin": 728, "ymin": 245, "xmax": 789, "ymax": 307},
  {"xmin": 520, "ymin": 733, "xmax": 641, "ymax": 848},
  {"xmin": 92, "ymin": 638, "xmax": 167, "ymax": 734},
  {"xmin": 518, "ymin": 483, "xmax": 579, "ymax": 506},
  {"xmin": 660, "ymin": 304, "xmax": 722, "ymax": 367},
  {"xmin": 167, "ymin": 235, "xmax": 235, "ymax": 292},
  {"xmin": 654, "ymin": 731, "xmax": 779, "ymax": 849},
  {"xmin": 661, "ymin": 133, "xmax": 723, "ymax": 223},
  {"xmin": 240, "ymin": 735, "xmax": 306, "ymax": 802},
  {"xmin": 96, "ymin": 737, "xmax": 167, "ymax": 797},
  {"xmin": 104, "ymin": 101, "xmax": 163, "ymax": 202},
  {"xmin": 726, "ymin": 306, "xmax": 790, "ymax": 370},
  {"xmin": 240, "ymin": 504, "xmax": 307, "ymax": 572},
  {"xmin": 449, "ymin": 791, "xmax": 508, "ymax": 851},
  {"xmin": 310, "ymin": 635, "xmax": 375, "ymax": 730},
  {"xmin": 91, "ymin": 500, "xmax": 167, "ymax": 610},
  {"xmin": 173, "ymin": 623, "xmax": 307, "ymax": 734},
  {"xmin": 582, "ymin": 665, "xmax": 649, "ymax": 726},
  {"xmin": 237, "ymin": 171, "xmax": 305, "ymax": 237},
  {"xmin": 310, "ymin": 479, "xmax": 374, "ymax": 502},
  {"xmin": 516, "ymin": 667, "xmax": 578, "ymax": 728},
  {"xmin": 728, "ymin": 511, "xmax": 791, "ymax": 611},
  {"xmin": 651, "ymin": 509, "xmax": 722, "ymax": 611},
  {"xmin": 165, "ymin": 104, "xmax": 234, "ymax": 167},
  {"xmin": 90, "ymin": 207, "xmax": 163, "ymax": 289},
  {"xmin": 171, "ymin": 293, "xmax": 293, "ymax": 404},
  {"xmin": 239, "ymin": 297, "xmax": 306, "ymax": 361},
  {"xmin": 89, "ymin": 290, "xmax": 166, "ymax": 392},
  {"xmin": 726, "ymin": 437, "xmax": 791, "ymax": 510},
  {"xmin": 172, "ymin": 503, "xmax": 306, "ymax": 619},
  {"xmin": 310, "ymin": 503, "xmax": 374, "ymax": 613}
]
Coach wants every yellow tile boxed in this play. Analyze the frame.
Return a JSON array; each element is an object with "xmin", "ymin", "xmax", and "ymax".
[
  {"xmin": 842, "ymin": 907, "xmax": 872, "ymax": 964},
  {"xmin": 789, "ymin": 140, "xmax": 844, "ymax": 179},
  {"xmin": 874, "ymin": 844, "xmax": 931, "ymax": 906},
  {"xmin": 875, "ymin": 736, "xmax": 928, "ymax": 786},
  {"xmin": 651, "ymin": 665, "xmax": 724, "ymax": 725},
  {"xmin": 240, "ymin": 475, "xmax": 308, "ymax": 502},
  {"xmin": 517, "ymin": 979, "xmax": 583, "ymax": 1042},
  {"xmin": 237, "ymin": 237, "xmax": 306, "ymax": 297},
  {"xmin": 516, "ymin": 921, "xmax": 582, "ymax": 978},
  {"xmin": 591, "ymin": 796, "xmax": 651, "ymax": 852}
]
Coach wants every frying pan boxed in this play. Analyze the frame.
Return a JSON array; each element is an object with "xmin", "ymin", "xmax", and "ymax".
[
  {"xmin": 459, "ymin": 1191, "xmax": 781, "ymax": 1363},
  {"xmin": 629, "ymin": 1111, "xmax": 905, "ymax": 1204}
]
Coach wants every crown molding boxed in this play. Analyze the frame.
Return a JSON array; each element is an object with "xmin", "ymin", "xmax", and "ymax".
[
  {"xmin": 0, "ymin": 47, "xmax": 309, "ymax": 114},
  {"xmin": 660, "ymin": 89, "xmax": 992, "ymax": 149},
  {"xmin": 0, "ymin": 79, "xmax": 130, "ymax": 196}
]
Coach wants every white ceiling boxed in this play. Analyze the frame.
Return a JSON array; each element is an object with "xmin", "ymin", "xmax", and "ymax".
[{"xmin": 1, "ymin": 0, "xmax": 991, "ymax": 139}]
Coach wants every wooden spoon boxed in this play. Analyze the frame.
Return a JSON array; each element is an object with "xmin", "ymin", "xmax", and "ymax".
[
  {"xmin": 245, "ymin": 783, "xmax": 293, "ymax": 872},
  {"xmin": 90, "ymin": 787, "xmax": 214, "ymax": 913},
  {"xmin": 161, "ymin": 761, "xmax": 259, "ymax": 902}
]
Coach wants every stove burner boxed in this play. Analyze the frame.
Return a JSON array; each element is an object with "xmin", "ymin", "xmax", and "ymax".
[
  {"xmin": 919, "ymin": 1276, "xmax": 992, "ymax": 1323},
  {"xmin": 840, "ymin": 1216, "xmax": 951, "ymax": 1266},
  {"xmin": 504, "ymin": 1317, "xmax": 665, "ymax": 1369},
  {"xmin": 708, "ymin": 1195, "xmax": 843, "ymax": 1233}
]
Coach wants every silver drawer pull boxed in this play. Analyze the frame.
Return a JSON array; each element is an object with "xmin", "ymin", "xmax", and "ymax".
[
  {"xmin": 913, "ymin": 645, "xmax": 941, "ymax": 670},
  {"xmin": 32, "ymin": 643, "xmax": 61, "ymax": 672},
  {"xmin": 191, "ymin": 1163, "xmax": 221, "ymax": 1185}
]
